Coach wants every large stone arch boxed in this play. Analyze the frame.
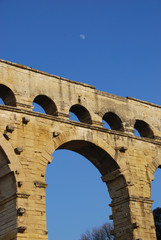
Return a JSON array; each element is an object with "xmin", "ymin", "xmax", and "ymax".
[
  {"xmin": 41, "ymin": 129, "xmax": 119, "ymax": 179},
  {"xmin": 52, "ymin": 129, "xmax": 115, "ymax": 157},
  {"xmin": 43, "ymin": 129, "xmax": 134, "ymax": 239}
]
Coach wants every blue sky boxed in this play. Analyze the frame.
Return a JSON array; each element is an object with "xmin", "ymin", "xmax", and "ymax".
[{"xmin": 1, "ymin": 1, "xmax": 161, "ymax": 239}]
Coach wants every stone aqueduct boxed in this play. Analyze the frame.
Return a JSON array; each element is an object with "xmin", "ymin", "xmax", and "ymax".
[{"xmin": 0, "ymin": 59, "xmax": 161, "ymax": 240}]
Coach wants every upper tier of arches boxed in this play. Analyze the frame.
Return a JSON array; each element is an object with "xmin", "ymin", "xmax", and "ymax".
[
  {"xmin": 0, "ymin": 84, "xmax": 155, "ymax": 140},
  {"xmin": 0, "ymin": 60, "xmax": 158, "ymax": 140}
]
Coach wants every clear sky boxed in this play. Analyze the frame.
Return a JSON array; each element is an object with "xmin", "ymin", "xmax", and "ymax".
[{"xmin": 1, "ymin": 1, "xmax": 161, "ymax": 240}]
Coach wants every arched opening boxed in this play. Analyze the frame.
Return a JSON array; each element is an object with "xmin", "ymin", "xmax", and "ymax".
[
  {"xmin": 134, "ymin": 120, "xmax": 154, "ymax": 138},
  {"xmin": 103, "ymin": 112, "xmax": 123, "ymax": 131},
  {"xmin": 0, "ymin": 84, "xmax": 16, "ymax": 106},
  {"xmin": 0, "ymin": 146, "xmax": 17, "ymax": 238},
  {"xmin": 32, "ymin": 95, "xmax": 57, "ymax": 115},
  {"xmin": 58, "ymin": 141, "xmax": 118, "ymax": 175},
  {"xmin": 46, "ymin": 141, "xmax": 119, "ymax": 239},
  {"xmin": 69, "ymin": 104, "xmax": 92, "ymax": 124}
]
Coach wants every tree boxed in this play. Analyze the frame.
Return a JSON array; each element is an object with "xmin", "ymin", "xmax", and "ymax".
[
  {"xmin": 79, "ymin": 222, "xmax": 114, "ymax": 240},
  {"xmin": 153, "ymin": 207, "xmax": 161, "ymax": 240}
]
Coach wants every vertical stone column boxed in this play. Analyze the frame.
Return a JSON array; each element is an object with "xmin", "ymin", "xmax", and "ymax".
[
  {"xmin": 16, "ymin": 97, "xmax": 33, "ymax": 111},
  {"xmin": 14, "ymin": 155, "xmax": 49, "ymax": 240},
  {"xmin": 122, "ymin": 121, "xmax": 135, "ymax": 135},
  {"xmin": 128, "ymin": 196, "xmax": 156, "ymax": 240},
  {"xmin": 102, "ymin": 169, "xmax": 157, "ymax": 240},
  {"xmin": 15, "ymin": 176, "xmax": 48, "ymax": 240},
  {"xmin": 102, "ymin": 170, "xmax": 134, "ymax": 240}
]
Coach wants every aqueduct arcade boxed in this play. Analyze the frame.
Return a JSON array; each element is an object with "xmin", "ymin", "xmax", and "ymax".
[{"xmin": 0, "ymin": 59, "xmax": 161, "ymax": 240}]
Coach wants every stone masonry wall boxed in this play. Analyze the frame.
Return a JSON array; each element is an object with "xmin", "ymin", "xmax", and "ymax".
[{"xmin": 0, "ymin": 59, "xmax": 161, "ymax": 239}]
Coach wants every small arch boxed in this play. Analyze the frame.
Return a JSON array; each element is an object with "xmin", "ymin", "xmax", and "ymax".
[
  {"xmin": 69, "ymin": 104, "xmax": 92, "ymax": 124},
  {"xmin": 33, "ymin": 95, "xmax": 57, "ymax": 115},
  {"xmin": 103, "ymin": 112, "xmax": 123, "ymax": 131},
  {"xmin": 49, "ymin": 129, "xmax": 116, "ymax": 163},
  {"xmin": 134, "ymin": 120, "xmax": 154, "ymax": 138},
  {"xmin": 0, "ymin": 84, "xmax": 16, "ymax": 106}
]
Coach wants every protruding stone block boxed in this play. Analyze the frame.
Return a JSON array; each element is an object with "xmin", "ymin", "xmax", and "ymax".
[
  {"xmin": 3, "ymin": 130, "xmax": 10, "ymax": 140},
  {"xmin": 22, "ymin": 116, "xmax": 30, "ymax": 124},
  {"xmin": 15, "ymin": 146, "xmax": 24, "ymax": 154},
  {"xmin": 53, "ymin": 131, "xmax": 60, "ymax": 137},
  {"xmin": 6, "ymin": 124, "xmax": 15, "ymax": 132},
  {"xmin": 15, "ymin": 170, "xmax": 20, "ymax": 175},
  {"xmin": 17, "ymin": 208, "xmax": 26, "ymax": 216},
  {"xmin": 44, "ymin": 230, "xmax": 48, "ymax": 235},
  {"xmin": 16, "ymin": 193, "xmax": 30, "ymax": 199},
  {"xmin": 115, "ymin": 146, "xmax": 128, "ymax": 152},
  {"xmin": 132, "ymin": 222, "xmax": 139, "ymax": 229},
  {"xmin": 18, "ymin": 181, "xmax": 23, "ymax": 187},
  {"xmin": 34, "ymin": 181, "xmax": 48, "ymax": 188},
  {"xmin": 17, "ymin": 226, "xmax": 27, "ymax": 233}
]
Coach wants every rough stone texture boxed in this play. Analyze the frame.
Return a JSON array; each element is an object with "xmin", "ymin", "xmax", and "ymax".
[{"xmin": 0, "ymin": 59, "xmax": 160, "ymax": 239}]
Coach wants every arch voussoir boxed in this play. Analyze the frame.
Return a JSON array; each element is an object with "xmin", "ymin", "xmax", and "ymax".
[{"xmin": 52, "ymin": 129, "xmax": 116, "ymax": 160}]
